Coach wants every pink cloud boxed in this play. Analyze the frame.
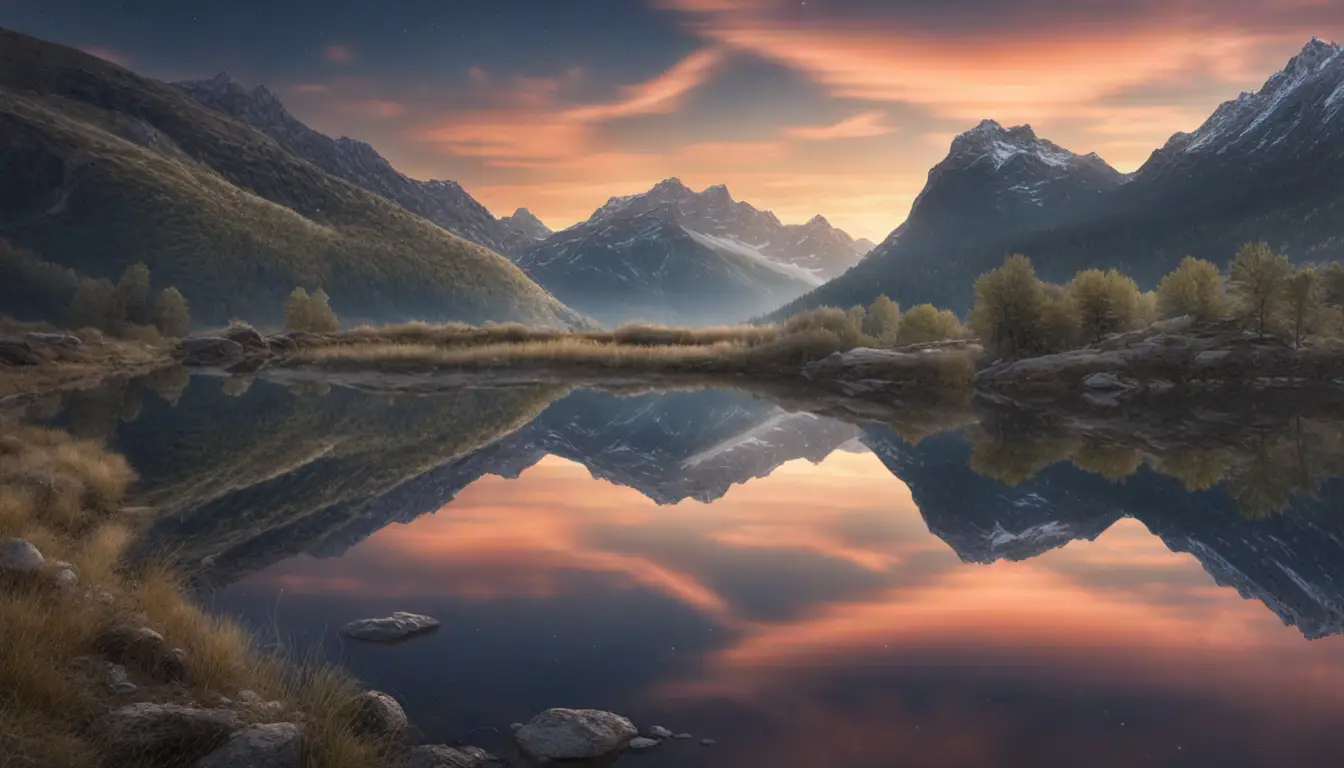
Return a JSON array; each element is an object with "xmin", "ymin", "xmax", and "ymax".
[
  {"xmin": 784, "ymin": 110, "xmax": 895, "ymax": 140},
  {"xmin": 562, "ymin": 48, "xmax": 724, "ymax": 122},
  {"xmin": 324, "ymin": 43, "xmax": 354, "ymax": 64}
]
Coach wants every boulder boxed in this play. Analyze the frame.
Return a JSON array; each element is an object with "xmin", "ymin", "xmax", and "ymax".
[
  {"xmin": 107, "ymin": 702, "xmax": 242, "ymax": 767},
  {"xmin": 180, "ymin": 336, "xmax": 244, "ymax": 366},
  {"xmin": 23, "ymin": 332, "xmax": 82, "ymax": 349},
  {"xmin": 407, "ymin": 745, "xmax": 505, "ymax": 768},
  {"xmin": 222, "ymin": 324, "xmax": 267, "ymax": 351},
  {"xmin": 1083, "ymin": 372, "xmax": 1134, "ymax": 391},
  {"xmin": 0, "ymin": 538, "xmax": 44, "ymax": 572},
  {"xmin": 514, "ymin": 708, "xmax": 638, "ymax": 762},
  {"xmin": 95, "ymin": 625, "xmax": 188, "ymax": 682},
  {"xmin": 55, "ymin": 568, "xmax": 78, "ymax": 588},
  {"xmin": 0, "ymin": 337, "xmax": 41, "ymax": 366},
  {"xmin": 646, "ymin": 726, "xmax": 673, "ymax": 739},
  {"xmin": 338, "ymin": 612, "xmax": 440, "ymax": 643},
  {"xmin": 628, "ymin": 737, "xmax": 660, "ymax": 750},
  {"xmin": 194, "ymin": 722, "xmax": 302, "ymax": 768},
  {"xmin": 673, "ymin": 733, "xmax": 692, "ymax": 740},
  {"xmin": 351, "ymin": 690, "xmax": 408, "ymax": 736},
  {"xmin": 700, "ymin": 738, "xmax": 716, "ymax": 746}
]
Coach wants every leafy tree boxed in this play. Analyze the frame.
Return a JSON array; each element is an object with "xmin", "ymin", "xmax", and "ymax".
[
  {"xmin": 308, "ymin": 288, "xmax": 341, "ymax": 332},
  {"xmin": 897, "ymin": 304, "xmax": 966, "ymax": 345},
  {"xmin": 1156, "ymin": 256, "xmax": 1226, "ymax": 322},
  {"xmin": 1284, "ymin": 266, "xmax": 1321, "ymax": 348},
  {"xmin": 152, "ymin": 287, "xmax": 191, "ymax": 337},
  {"xmin": 284, "ymin": 287, "xmax": 313, "ymax": 332},
  {"xmin": 846, "ymin": 305, "xmax": 867, "ymax": 335},
  {"xmin": 969, "ymin": 255, "xmax": 1049, "ymax": 357},
  {"xmin": 1038, "ymin": 284, "xmax": 1081, "ymax": 353},
  {"xmin": 1067, "ymin": 268, "xmax": 1143, "ymax": 343},
  {"xmin": 1322, "ymin": 261, "xmax": 1344, "ymax": 309},
  {"xmin": 68, "ymin": 278, "xmax": 121, "ymax": 334},
  {"xmin": 1229, "ymin": 242, "xmax": 1292, "ymax": 335},
  {"xmin": 863, "ymin": 294, "xmax": 902, "ymax": 344},
  {"xmin": 116, "ymin": 262, "xmax": 152, "ymax": 325}
]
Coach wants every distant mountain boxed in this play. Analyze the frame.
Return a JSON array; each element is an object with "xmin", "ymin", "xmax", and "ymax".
[
  {"xmin": 774, "ymin": 39, "xmax": 1344, "ymax": 317},
  {"xmin": 498, "ymin": 207, "xmax": 553, "ymax": 246},
  {"xmin": 516, "ymin": 178, "xmax": 871, "ymax": 325},
  {"xmin": 176, "ymin": 73, "xmax": 546, "ymax": 257},
  {"xmin": 0, "ymin": 28, "xmax": 586, "ymax": 328}
]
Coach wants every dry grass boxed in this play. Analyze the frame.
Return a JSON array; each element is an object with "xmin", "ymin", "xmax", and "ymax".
[
  {"xmin": 0, "ymin": 323, "xmax": 175, "ymax": 401},
  {"xmin": 0, "ymin": 422, "xmax": 393, "ymax": 768}
]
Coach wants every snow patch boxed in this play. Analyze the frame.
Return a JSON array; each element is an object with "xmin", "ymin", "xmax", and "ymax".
[{"xmin": 681, "ymin": 227, "xmax": 825, "ymax": 286}]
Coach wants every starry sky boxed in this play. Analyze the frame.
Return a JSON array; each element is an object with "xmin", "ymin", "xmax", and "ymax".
[{"xmin": 3, "ymin": 0, "xmax": 1343, "ymax": 240}]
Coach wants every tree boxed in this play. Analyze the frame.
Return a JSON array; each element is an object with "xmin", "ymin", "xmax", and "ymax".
[
  {"xmin": 1322, "ymin": 261, "xmax": 1344, "ymax": 308},
  {"xmin": 1156, "ymin": 256, "xmax": 1226, "ymax": 322},
  {"xmin": 1229, "ymin": 242, "xmax": 1292, "ymax": 335},
  {"xmin": 1067, "ymin": 268, "xmax": 1143, "ymax": 343},
  {"xmin": 863, "ymin": 294, "xmax": 902, "ymax": 344},
  {"xmin": 284, "ymin": 287, "xmax": 313, "ymax": 332},
  {"xmin": 1284, "ymin": 266, "xmax": 1321, "ymax": 348},
  {"xmin": 308, "ymin": 288, "xmax": 341, "ymax": 332},
  {"xmin": 152, "ymin": 287, "xmax": 191, "ymax": 337},
  {"xmin": 846, "ymin": 305, "xmax": 867, "ymax": 336},
  {"xmin": 969, "ymin": 255, "xmax": 1049, "ymax": 357},
  {"xmin": 1038, "ymin": 287, "xmax": 1082, "ymax": 353},
  {"xmin": 897, "ymin": 304, "xmax": 966, "ymax": 345},
  {"xmin": 116, "ymin": 262, "xmax": 152, "ymax": 325},
  {"xmin": 68, "ymin": 278, "xmax": 121, "ymax": 334}
]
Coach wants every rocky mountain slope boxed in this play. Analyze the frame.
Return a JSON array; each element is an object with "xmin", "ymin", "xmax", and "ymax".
[
  {"xmin": 516, "ymin": 179, "xmax": 872, "ymax": 325},
  {"xmin": 775, "ymin": 39, "xmax": 1344, "ymax": 317},
  {"xmin": 175, "ymin": 74, "xmax": 547, "ymax": 256},
  {"xmin": 0, "ymin": 28, "xmax": 585, "ymax": 328}
]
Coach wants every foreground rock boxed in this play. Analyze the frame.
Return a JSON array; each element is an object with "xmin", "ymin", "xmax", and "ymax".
[
  {"xmin": 180, "ymin": 336, "xmax": 245, "ymax": 366},
  {"xmin": 407, "ymin": 744, "xmax": 505, "ymax": 768},
  {"xmin": 95, "ymin": 624, "xmax": 189, "ymax": 682},
  {"xmin": 108, "ymin": 702, "xmax": 242, "ymax": 766},
  {"xmin": 0, "ymin": 336, "xmax": 41, "ymax": 366},
  {"xmin": 351, "ymin": 690, "xmax": 408, "ymax": 736},
  {"xmin": 339, "ymin": 612, "xmax": 440, "ymax": 643},
  {"xmin": 195, "ymin": 722, "xmax": 302, "ymax": 768},
  {"xmin": 0, "ymin": 538, "xmax": 44, "ymax": 572},
  {"xmin": 803, "ymin": 343, "xmax": 982, "ymax": 396},
  {"xmin": 514, "ymin": 708, "xmax": 638, "ymax": 762}
]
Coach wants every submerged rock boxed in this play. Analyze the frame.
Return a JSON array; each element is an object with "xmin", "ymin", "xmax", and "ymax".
[
  {"xmin": 351, "ymin": 690, "xmax": 408, "ymax": 736},
  {"xmin": 646, "ymin": 725, "xmax": 674, "ymax": 739},
  {"xmin": 339, "ymin": 612, "xmax": 440, "ymax": 643},
  {"xmin": 194, "ymin": 722, "xmax": 302, "ymax": 768},
  {"xmin": 629, "ymin": 737, "xmax": 661, "ymax": 750},
  {"xmin": 514, "ymin": 708, "xmax": 638, "ymax": 762},
  {"xmin": 0, "ymin": 538, "xmax": 44, "ymax": 572},
  {"xmin": 407, "ymin": 744, "xmax": 505, "ymax": 768},
  {"xmin": 108, "ymin": 702, "xmax": 242, "ymax": 766}
]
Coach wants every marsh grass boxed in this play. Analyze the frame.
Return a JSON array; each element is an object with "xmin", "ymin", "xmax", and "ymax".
[
  {"xmin": 0, "ymin": 422, "xmax": 394, "ymax": 768},
  {"xmin": 0, "ymin": 319, "xmax": 174, "ymax": 401}
]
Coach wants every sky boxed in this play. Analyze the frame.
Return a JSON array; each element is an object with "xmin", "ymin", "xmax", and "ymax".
[{"xmin": 4, "ymin": 1, "xmax": 1344, "ymax": 240}]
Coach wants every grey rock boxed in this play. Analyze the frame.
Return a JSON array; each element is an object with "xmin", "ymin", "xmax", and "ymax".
[
  {"xmin": 701, "ymin": 738, "xmax": 716, "ymax": 746},
  {"xmin": 108, "ymin": 702, "xmax": 242, "ymax": 766},
  {"xmin": 646, "ymin": 726, "xmax": 674, "ymax": 739},
  {"xmin": 0, "ymin": 538, "xmax": 44, "ymax": 572},
  {"xmin": 509, "ymin": 722, "xmax": 525, "ymax": 732},
  {"xmin": 351, "ymin": 690, "xmax": 407, "ymax": 736},
  {"xmin": 194, "ymin": 722, "xmax": 302, "ymax": 768},
  {"xmin": 180, "ymin": 336, "xmax": 245, "ymax": 366},
  {"xmin": 95, "ymin": 625, "xmax": 188, "ymax": 682},
  {"xmin": 0, "ymin": 337, "xmax": 41, "ymax": 366},
  {"xmin": 1082, "ymin": 371, "xmax": 1133, "ymax": 391},
  {"xmin": 673, "ymin": 733, "xmax": 692, "ymax": 740},
  {"xmin": 407, "ymin": 744, "xmax": 505, "ymax": 768},
  {"xmin": 514, "ymin": 708, "xmax": 638, "ymax": 762},
  {"xmin": 629, "ymin": 737, "xmax": 661, "ymax": 750},
  {"xmin": 107, "ymin": 663, "xmax": 138, "ymax": 695},
  {"xmin": 222, "ymin": 324, "xmax": 267, "ymax": 350},
  {"xmin": 339, "ymin": 611, "xmax": 440, "ymax": 642},
  {"xmin": 55, "ymin": 568, "xmax": 78, "ymax": 587},
  {"xmin": 23, "ymin": 332, "xmax": 82, "ymax": 349}
]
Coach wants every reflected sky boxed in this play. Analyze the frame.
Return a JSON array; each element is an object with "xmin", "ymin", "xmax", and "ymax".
[{"xmin": 214, "ymin": 449, "xmax": 1344, "ymax": 767}]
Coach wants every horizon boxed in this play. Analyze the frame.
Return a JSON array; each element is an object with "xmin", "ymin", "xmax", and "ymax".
[{"xmin": 2, "ymin": 1, "xmax": 1342, "ymax": 240}]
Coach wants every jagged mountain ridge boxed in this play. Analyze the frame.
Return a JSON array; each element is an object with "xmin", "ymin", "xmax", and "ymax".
[
  {"xmin": 774, "ymin": 38, "xmax": 1344, "ymax": 318},
  {"xmin": 176, "ymin": 74, "xmax": 545, "ymax": 255},
  {"xmin": 517, "ymin": 178, "xmax": 872, "ymax": 325}
]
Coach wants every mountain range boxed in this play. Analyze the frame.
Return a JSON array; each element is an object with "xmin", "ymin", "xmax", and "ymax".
[{"xmin": 776, "ymin": 38, "xmax": 1344, "ymax": 317}]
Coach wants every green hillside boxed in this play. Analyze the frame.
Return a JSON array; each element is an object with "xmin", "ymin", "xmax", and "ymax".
[{"xmin": 0, "ymin": 28, "xmax": 586, "ymax": 328}]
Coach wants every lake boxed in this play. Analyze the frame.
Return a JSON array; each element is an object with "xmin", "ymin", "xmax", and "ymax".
[{"xmin": 26, "ymin": 371, "xmax": 1344, "ymax": 767}]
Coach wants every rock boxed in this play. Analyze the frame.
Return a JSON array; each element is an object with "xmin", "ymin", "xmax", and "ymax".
[
  {"xmin": 221, "ymin": 324, "xmax": 267, "ymax": 351},
  {"xmin": 673, "ymin": 733, "xmax": 692, "ymax": 740},
  {"xmin": 646, "ymin": 726, "xmax": 673, "ymax": 739},
  {"xmin": 628, "ymin": 737, "xmax": 661, "ymax": 750},
  {"xmin": 264, "ymin": 334, "xmax": 299, "ymax": 354},
  {"xmin": 1082, "ymin": 372, "xmax": 1133, "ymax": 391},
  {"xmin": 351, "ymin": 690, "xmax": 407, "ymax": 736},
  {"xmin": 237, "ymin": 690, "xmax": 262, "ymax": 707},
  {"xmin": 514, "ymin": 708, "xmax": 638, "ymax": 762},
  {"xmin": 194, "ymin": 722, "xmax": 302, "ymax": 768},
  {"xmin": 95, "ymin": 625, "xmax": 188, "ymax": 682},
  {"xmin": 0, "ymin": 337, "xmax": 41, "ymax": 366},
  {"xmin": 407, "ymin": 744, "xmax": 506, "ymax": 768},
  {"xmin": 23, "ymin": 331, "xmax": 82, "ymax": 349},
  {"xmin": 107, "ymin": 663, "xmax": 138, "ymax": 695},
  {"xmin": 55, "ymin": 568, "xmax": 78, "ymax": 588},
  {"xmin": 700, "ymin": 738, "xmax": 716, "ymax": 746},
  {"xmin": 108, "ymin": 702, "xmax": 242, "ymax": 766},
  {"xmin": 338, "ymin": 612, "xmax": 440, "ymax": 643},
  {"xmin": 180, "ymin": 336, "xmax": 245, "ymax": 366},
  {"xmin": 509, "ymin": 722, "xmax": 525, "ymax": 732},
  {"xmin": 0, "ymin": 538, "xmax": 44, "ymax": 572}
]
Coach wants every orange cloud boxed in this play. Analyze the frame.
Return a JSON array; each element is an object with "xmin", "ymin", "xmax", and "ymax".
[
  {"xmin": 784, "ymin": 110, "xmax": 896, "ymax": 140},
  {"xmin": 562, "ymin": 48, "xmax": 724, "ymax": 122}
]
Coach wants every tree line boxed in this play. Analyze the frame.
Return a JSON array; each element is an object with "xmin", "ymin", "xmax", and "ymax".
[{"xmin": 67, "ymin": 262, "xmax": 191, "ymax": 340}]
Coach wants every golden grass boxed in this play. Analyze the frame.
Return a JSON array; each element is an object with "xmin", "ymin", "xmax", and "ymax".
[
  {"xmin": 0, "ymin": 421, "xmax": 394, "ymax": 768},
  {"xmin": 0, "ymin": 324, "xmax": 175, "ymax": 401}
]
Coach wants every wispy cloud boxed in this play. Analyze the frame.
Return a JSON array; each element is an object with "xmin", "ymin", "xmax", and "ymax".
[
  {"xmin": 562, "ymin": 48, "xmax": 724, "ymax": 122},
  {"xmin": 784, "ymin": 110, "xmax": 895, "ymax": 140}
]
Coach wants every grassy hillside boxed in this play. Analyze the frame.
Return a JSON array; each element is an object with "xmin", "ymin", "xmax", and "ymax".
[{"xmin": 0, "ymin": 28, "xmax": 585, "ymax": 329}]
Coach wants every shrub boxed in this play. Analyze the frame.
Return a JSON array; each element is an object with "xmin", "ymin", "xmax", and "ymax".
[
  {"xmin": 1322, "ymin": 262, "xmax": 1344, "ymax": 309},
  {"xmin": 284, "ymin": 287, "xmax": 341, "ymax": 333},
  {"xmin": 897, "ymin": 304, "xmax": 966, "ymax": 345},
  {"xmin": 1284, "ymin": 266, "xmax": 1321, "ymax": 348},
  {"xmin": 115, "ymin": 263, "xmax": 152, "ymax": 326},
  {"xmin": 1067, "ymin": 268, "xmax": 1143, "ymax": 343},
  {"xmin": 68, "ymin": 279, "xmax": 121, "ymax": 335},
  {"xmin": 1229, "ymin": 242, "xmax": 1292, "ymax": 335},
  {"xmin": 1156, "ymin": 256, "xmax": 1227, "ymax": 322},
  {"xmin": 862, "ymin": 295, "xmax": 902, "ymax": 345},
  {"xmin": 970, "ymin": 255, "xmax": 1050, "ymax": 358},
  {"xmin": 783, "ymin": 307, "xmax": 867, "ymax": 349},
  {"xmin": 152, "ymin": 287, "xmax": 191, "ymax": 338}
]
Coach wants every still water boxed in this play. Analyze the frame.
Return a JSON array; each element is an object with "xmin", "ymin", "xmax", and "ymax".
[{"xmin": 29, "ymin": 372, "xmax": 1344, "ymax": 767}]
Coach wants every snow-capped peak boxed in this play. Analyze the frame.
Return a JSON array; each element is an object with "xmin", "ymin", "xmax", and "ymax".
[{"xmin": 948, "ymin": 119, "xmax": 1074, "ymax": 170}]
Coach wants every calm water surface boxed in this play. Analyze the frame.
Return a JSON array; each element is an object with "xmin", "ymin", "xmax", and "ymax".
[{"xmin": 33, "ymin": 373, "xmax": 1344, "ymax": 767}]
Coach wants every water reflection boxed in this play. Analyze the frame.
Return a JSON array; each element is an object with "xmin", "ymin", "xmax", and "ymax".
[{"xmin": 20, "ymin": 372, "xmax": 1344, "ymax": 766}]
